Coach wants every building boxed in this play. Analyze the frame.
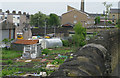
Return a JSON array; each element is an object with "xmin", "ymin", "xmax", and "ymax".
[
  {"xmin": 61, "ymin": 0, "xmax": 102, "ymax": 27},
  {"xmin": 0, "ymin": 9, "xmax": 32, "ymax": 41},
  {"xmin": 0, "ymin": 16, "xmax": 15, "ymax": 41},
  {"xmin": 109, "ymin": 8, "xmax": 120, "ymax": 24},
  {"xmin": 11, "ymin": 39, "xmax": 39, "ymax": 51}
]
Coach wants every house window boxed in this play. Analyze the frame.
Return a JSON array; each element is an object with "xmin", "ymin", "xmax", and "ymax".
[
  {"xmin": 17, "ymin": 17, "xmax": 20, "ymax": 19},
  {"xmin": 74, "ymin": 20, "xmax": 77, "ymax": 24},
  {"xmin": 112, "ymin": 15, "xmax": 115, "ymax": 20},
  {"xmin": 5, "ymin": 17, "xmax": 7, "ymax": 19},
  {"xmin": 112, "ymin": 20, "xmax": 114, "ymax": 23},
  {"xmin": 17, "ymin": 23, "xmax": 19, "ymax": 26},
  {"xmin": 25, "ymin": 28, "xmax": 28, "ymax": 31},
  {"xmin": 74, "ymin": 15, "xmax": 77, "ymax": 18}
]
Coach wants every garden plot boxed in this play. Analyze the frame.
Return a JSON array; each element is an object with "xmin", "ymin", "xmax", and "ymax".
[{"xmin": 1, "ymin": 47, "xmax": 73, "ymax": 77}]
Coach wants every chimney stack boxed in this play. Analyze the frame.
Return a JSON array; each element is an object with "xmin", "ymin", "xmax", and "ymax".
[
  {"xmin": 18, "ymin": 11, "xmax": 22, "ymax": 15},
  {"xmin": 81, "ymin": 0, "xmax": 84, "ymax": 12},
  {"xmin": 6, "ymin": 10, "xmax": 10, "ymax": 14},
  {"xmin": 0, "ymin": 9, "xmax": 2, "ymax": 13},
  {"xmin": 12, "ymin": 10, "xmax": 16, "ymax": 14},
  {"xmin": 23, "ymin": 12, "xmax": 26, "ymax": 15}
]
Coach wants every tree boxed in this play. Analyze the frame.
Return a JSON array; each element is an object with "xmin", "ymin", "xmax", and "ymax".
[
  {"xmin": 72, "ymin": 22, "xmax": 87, "ymax": 47},
  {"xmin": 29, "ymin": 11, "xmax": 48, "ymax": 27},
  {"xmin": 48, "ymin": 13, "xmax": 60, "ymax": 27},
  {"xmin": 2, "ymin": 38, "xmax": 9, "ymax": 44},
  {"xmin": 102, "ymin": 2, "xmax": 112, "ymax": 26},
  {"xmin": 95, "ymin": 16, "xmax": 100, "ymax": 25}
]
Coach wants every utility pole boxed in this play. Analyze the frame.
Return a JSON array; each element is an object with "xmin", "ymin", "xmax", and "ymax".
[
  {"xmin": 54, "ymin": 26, "xmax": 55, "ymax": 37},
  {"xmin": 38, "ymin": 17, "xmax": 39, "ymax": 27},
  {"xmin": 44, "ymin": 21, "xmax": 46, "ymax": 37}
]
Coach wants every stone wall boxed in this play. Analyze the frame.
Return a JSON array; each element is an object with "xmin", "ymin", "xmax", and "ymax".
[{"xmin": 50, "ymin": 29, "xmax": 120, "ymax": 77}]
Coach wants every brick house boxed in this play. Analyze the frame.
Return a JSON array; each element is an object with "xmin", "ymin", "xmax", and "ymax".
[
  {"xmin": 109, "ymin": 8, "xmax": 120, "ymax": 24},
  {"xmin": 61, "ymin": 0, "xmax": 102, "ymax": 27}
]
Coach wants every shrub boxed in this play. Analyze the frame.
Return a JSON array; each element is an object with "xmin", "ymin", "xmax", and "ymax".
[
  {"xmin": 72, "ymin": 22, "xmax": 86, "ymax": 47},
  {"xmin": 62, "ymin": 40, "xmax": 70, "ymax": 47},
  {"xmin": 51, "ymin": 58, "xmax": 65, "ymax": 65},
  {"xmin": 7, "ymin": 60, "xmax": 13, "ymax": 64},
  {"xmin": 2, "ymin": 38, "xmax": 9, "ymax": 44},
  {"xmin": 108, "ymin": 21, "xmax": 112, "ymax": 24},
  {"xmin": 42, "ymin": 49, "xmax": 51, "ymax": 55}
]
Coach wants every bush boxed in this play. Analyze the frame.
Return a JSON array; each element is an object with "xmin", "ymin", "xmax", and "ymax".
[
  {"xmin": 62, "ymin": 40, "xmax": 70, "ymax": 47},
  {"xmin": 51, "ymin": 58, "xmax": 65, "ymax": 65},
  {"xmin": 7, "ymin": 60, "xmax": 13, "ymax": 64},
  {"xmin": 108, "ymin": 21, "xmax": 112, "ymax": 24},
  {"xmin": 42, "ymin": 49, "xmax": 51, "ymax": 55},
  {"xmin": 72, "ymin": 22, "xmax": 86, "ymax": 47},
  {"xmin": 2, "ymin": 38, "xmax": 9, "ymax": 44}
]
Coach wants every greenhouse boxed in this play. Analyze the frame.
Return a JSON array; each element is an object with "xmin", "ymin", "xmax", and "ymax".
[{"xmin": 40, "ymin": 38, "xmax": 63, "ymax": 49}]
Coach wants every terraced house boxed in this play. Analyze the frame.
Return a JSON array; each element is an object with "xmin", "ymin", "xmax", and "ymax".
[
  {"xmin": 109, "ymin": 8, "xmax": 120, "ymax": 24},
  {"xmin": 0, "ymin": 9, "xmax": 32, "ymax": 41}
]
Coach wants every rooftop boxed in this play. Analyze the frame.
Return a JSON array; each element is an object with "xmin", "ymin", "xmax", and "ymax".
[
  {"xmin": 110, "ymin": 8, "xmax": 120, "ymax": 13},
  {"xmin": 14, "ymin": 39, "xmax": 39, "ymax": 45}
]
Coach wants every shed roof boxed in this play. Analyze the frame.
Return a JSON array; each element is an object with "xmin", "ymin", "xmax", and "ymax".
[{"xmin": 14, "ymin": 39, "xmax": 39, "ymax": 45}]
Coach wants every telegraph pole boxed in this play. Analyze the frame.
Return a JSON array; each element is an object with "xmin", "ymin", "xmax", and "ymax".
[
  {"xmin": 44, "ymin": 18, "xmax": 47, "ymax": 37},
  {"xmin": 54, "ymin": 26, "xmax": 55, "ymax": 37}
]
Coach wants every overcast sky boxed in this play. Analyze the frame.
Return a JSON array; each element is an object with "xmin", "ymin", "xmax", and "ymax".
[{"xmin": 0, "ymin": 0, "xmax": 119, "ymax": 16}]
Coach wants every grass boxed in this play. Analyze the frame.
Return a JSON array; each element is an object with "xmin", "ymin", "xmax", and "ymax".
[
  {"xmin": 2, "ymin": 49, "xmax": 22, "ymax": 60},
  {"xmin": 42, "ymin": 47, "xmax": 72, "ymax": 55},
  {"xmin": 2, "ymin": 60, "xmax": 13, "ymax": 64}
]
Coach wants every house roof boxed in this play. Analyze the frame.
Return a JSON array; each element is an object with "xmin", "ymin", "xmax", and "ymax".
[
  {"xmin": 62, "ymin": 9, "xmax": 89, "ymax": 17},
  {"xmin": 62, "ymin": 23, "xmax": 73, "ymax": 27},
  {"xmin": 110, "ymin": 9, "xmax": 120, "ymax": 13},
  {"xmin": 62, "ymin": 5, "xmax": 103, "ymax": 18},
  {"xmin": 14, "ymin": 39, "xmax": 39, "ymax": 45}
]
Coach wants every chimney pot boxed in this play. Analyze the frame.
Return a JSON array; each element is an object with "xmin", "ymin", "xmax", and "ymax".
[{"xmin": 81, "ymin": 0, "xmax": 84, "ymax": 12}]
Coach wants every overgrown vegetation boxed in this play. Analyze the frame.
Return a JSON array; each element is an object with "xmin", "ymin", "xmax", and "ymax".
[
  {"xmin": 42, "ymin": 48, "xmax": 72, "ymax": 55},
  {"xmin": 62, "ymin": 40, "xmax": 71, "ymax": 47},
  {"xmin": 2, "ymin": 49, "xmax": 22, "ymax": 59},
  {"xmin": 1, "ymin": 47, "xmax": 72, "ymax": 77},
  {"xmin": 51, "ymin": 58, "xmax": 65, "ymax": 65},
  {"xmin": 2, "ymin": 38, "xmax": 14, "ymax": 44},
  {"xmin": 72, "ymin": 22, "xmax": 87, "ymax": 47}
]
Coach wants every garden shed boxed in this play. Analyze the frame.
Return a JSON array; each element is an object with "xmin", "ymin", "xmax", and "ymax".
[
  {"xmin": 11, "ymin": 39, "xmax": 42, "ymax": 59},
  {"xmin": 40, "ymin": 38, "xmax": 63, "ymax": 49}
]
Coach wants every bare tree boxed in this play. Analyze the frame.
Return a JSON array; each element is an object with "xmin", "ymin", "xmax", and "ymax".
[{"xmin": 102, "ymin": 2, "xmax": 112, "ymax": 26}]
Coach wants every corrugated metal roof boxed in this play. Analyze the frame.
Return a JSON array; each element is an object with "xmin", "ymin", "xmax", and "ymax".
[{"xmin": 14, "ymin": 39, "xmax": 39, "ymax": 45}]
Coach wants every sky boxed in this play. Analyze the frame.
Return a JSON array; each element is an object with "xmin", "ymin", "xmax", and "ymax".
[{"xmin": 0, "ymin": 0, "xmax": 119, "ymax": 16}]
